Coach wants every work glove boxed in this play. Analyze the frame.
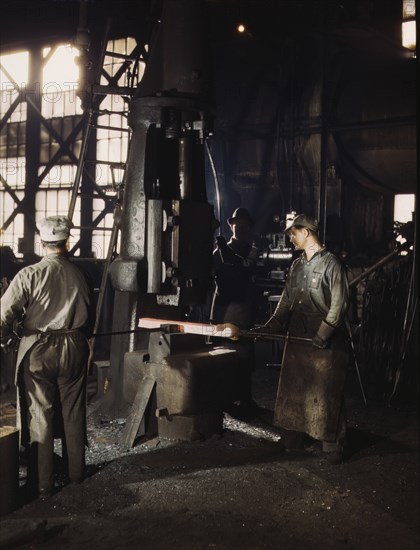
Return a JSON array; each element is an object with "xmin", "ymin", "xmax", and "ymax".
[{"xmin": 312, "ymin": 320, "xmax": 335, "ymax": 349}]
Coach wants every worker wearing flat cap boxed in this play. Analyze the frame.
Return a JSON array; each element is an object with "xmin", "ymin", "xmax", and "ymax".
[
  {"xmin": 253, "ymin": 213, "xmax": 350, "ymax": 463},
  {"xmin": 0, "ymin": 215, "xmax": 95, "ymax": 498},
  {"xmin": 212, "ymin": 207, "xmax": 261, "ymax": 419}
]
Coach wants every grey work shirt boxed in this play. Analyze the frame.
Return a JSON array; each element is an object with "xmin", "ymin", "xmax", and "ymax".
[
  {"xmin": 272, "ymin": 247, "xmax": 349, "ymax": 330},
  {"xmin": 0, "ymin": 253, "xmax": 93, "ymax": 379}
]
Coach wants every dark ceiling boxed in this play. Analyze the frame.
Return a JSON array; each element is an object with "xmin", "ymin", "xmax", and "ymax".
[{"xmin": 0, "ymin": 0, "xmax": 405, "ymax": 53}]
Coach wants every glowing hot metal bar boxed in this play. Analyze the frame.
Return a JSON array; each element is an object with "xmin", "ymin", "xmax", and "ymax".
[{"xmin": 138, "ymin": 318, "xmax": 313, "ymax": 344}]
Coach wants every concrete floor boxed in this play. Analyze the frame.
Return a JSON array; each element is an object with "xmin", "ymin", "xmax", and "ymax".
[{"xmin": 0, "ymin": 356, "xmax": 418, "ymax": 550}]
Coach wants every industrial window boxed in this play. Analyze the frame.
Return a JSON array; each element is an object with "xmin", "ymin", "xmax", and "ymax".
[
  {"xmin": 93, "ymin": 36, "xmax": 143, "ymax": 258},
  {"xmin": 394, "ymin": 194, "xmax": 415, "ymax": 223},
  {"xmin": 34, "ymin": 44, "xmax": 82, "ymax": 255},
  {"xmin": 0, "ymin": 50, "xmax": 28, "ymax": 103},
  {"xmin": 402, "ymin": 0, "xmax": 416, "ymax": 53},
  {"xmin": 39, "ymin": 115, "xmax": 82, "ymax": 166},
  {"xmin": 394, "ymin": 194, "xmax": 415, "ymax": 252},
  {"xmin": 1, "ymin": 44, "xmax": 85, "ymax": 256},
  {"xmin": 96, "ymin": 36, "xmax": 139, "ymax": 173},
  {"xmin": 38, "ymin": 163, "xmax": 77, "ymax": 189},
  {"xmin": 1, "ymin": 37, "xmax": 144, "ymax": 259},
  {"xmin": 41, "ymin": 45, "xmax": 82, "ymax": 119},
  {"xmin": 0, "ymin": 51, "xmax": 28, "ymax": 255},
  {"xmin": 91, "ymin": 201, "xmax": 114, "ymax": 259}
]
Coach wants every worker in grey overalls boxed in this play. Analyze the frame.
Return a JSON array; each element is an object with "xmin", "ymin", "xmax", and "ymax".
[
  {"xmin": 0, "ymin": 216, "xmax": 94, "ymax": 497},
  {"xmin": 256, "ymin": 214, "xmax": 349, "ymax": 463}
]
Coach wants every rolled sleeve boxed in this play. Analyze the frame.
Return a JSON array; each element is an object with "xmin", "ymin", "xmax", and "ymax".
[{"xmin": 324, "ymin": 263, "xmax": 349, "ymax": 328}]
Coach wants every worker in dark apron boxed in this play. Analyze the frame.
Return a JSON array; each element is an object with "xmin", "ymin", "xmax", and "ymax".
[
  {"xmin": 0, "ymin": 216, "xmax": 95, "ymax": 497},
  {"xmin": 255, "ymin": 213, "xmax": 349, "ymax": 463}
]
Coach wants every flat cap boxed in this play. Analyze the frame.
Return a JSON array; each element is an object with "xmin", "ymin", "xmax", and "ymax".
[
  {"xmin": 285, "ymin": 213, "xmax": 319, "ymax": 233},
  {"xmin": 37, "ymin": 216, "xmax": 73, "ymax": 242}
]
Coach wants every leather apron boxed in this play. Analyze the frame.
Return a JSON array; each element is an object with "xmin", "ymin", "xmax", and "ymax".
[{"xmin": 273, "ymin": 311, "xmax": 348, "ymax": 442}]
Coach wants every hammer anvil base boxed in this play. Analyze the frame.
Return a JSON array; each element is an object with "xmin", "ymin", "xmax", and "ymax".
[{"xmin": 123, "ymin": 333, "xmax": 240, "ymax": 441}]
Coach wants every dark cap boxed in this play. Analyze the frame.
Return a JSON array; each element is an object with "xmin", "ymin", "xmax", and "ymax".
[
  {"xmin": 285, "ymin": 213, "xmax": 319, "ymax": 233},
  {"xmin": 228, "ymin": 207, "xmax": 253, "ymax": 226}
]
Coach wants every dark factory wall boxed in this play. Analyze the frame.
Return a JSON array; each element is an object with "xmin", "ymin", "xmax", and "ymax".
[
  {"xmin": 205, "ymin": 0, "xmax": 416, "ymax": 256},
  {"xmin": 201, "ymin": 0, "xmax": 417, "ymax": 404}
]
